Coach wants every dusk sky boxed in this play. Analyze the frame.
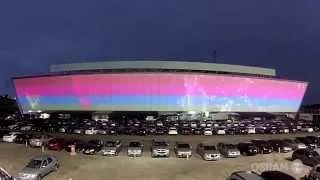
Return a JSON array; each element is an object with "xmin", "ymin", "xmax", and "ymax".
[{"xmin": 0, "ymin": 1, "xmax": 318, "ymax": 103}]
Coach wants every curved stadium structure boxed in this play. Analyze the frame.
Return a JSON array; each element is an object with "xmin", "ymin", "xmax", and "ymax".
[{"xmin": 12, "ymin": 61, "xmax": 308, "ymax": 113}]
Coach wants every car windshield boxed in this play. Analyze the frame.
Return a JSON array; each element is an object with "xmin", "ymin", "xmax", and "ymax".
[
  {"xmin": 129, "ymin": 142, "xmax": 141, "ymax": 147},
  {"xmin": 204, "ymin": 146, "xmax": 216, "ymax": 150},
  {"xmin": 104, "ymin": 141, "xmax": 116, "ymax": 147},
  {"xmin": 177, "ymin": 144, "xmax": 190, "ymax": 148},
  {"xmin": 154, "ymin": 141, "xmax": 168, "ymax": 146},
  {"xmin": 26, "ymin": 160, "xmax": 42, "ymax": 169}
]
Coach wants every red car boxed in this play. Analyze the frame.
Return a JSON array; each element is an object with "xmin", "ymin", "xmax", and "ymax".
[{"xmin": 47, "ymin": 138, "xmax": 66, "ymax": 151}]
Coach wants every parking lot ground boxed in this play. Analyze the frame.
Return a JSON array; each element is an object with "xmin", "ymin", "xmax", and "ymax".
[{"xmin": 0, "ymin": 133, "xmax": 318, "ymax": 180}]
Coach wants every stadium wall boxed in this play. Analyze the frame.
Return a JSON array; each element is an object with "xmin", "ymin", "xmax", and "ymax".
[{"xmin": 12, "ymin": 72, "xmax": 308, "ymax": 113}]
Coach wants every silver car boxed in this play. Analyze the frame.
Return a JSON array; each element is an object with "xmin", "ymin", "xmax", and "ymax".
[
  {"xmin": 19, "ymin": 154, "xmax": 59, "ymax": 180},
  {"xmin": 151, "ymin": 140, "xmax": 170, "ymax": 158},
  {"xmin": 127, "ymin": 141, "xmax": 143, "ymax": 157},
  {"xmin": 174, "ymin": 142, "xmax": 192, "ymax": 158},
  {"xmin": 197, "ymin": 143, "xmax": 221, "ymax": 161},
  {"xmin": 100, "ymin": 140, "xmax": 122, "ymax": 156},
  {"xmin": 217, "ymin": 143, "xmax": 240, "ymax": 158}
]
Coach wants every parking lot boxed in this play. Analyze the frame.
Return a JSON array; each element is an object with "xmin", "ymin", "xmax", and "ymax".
[{"xmin": 0, "ymin": 133, "xmax": 318, "ymax": 180}]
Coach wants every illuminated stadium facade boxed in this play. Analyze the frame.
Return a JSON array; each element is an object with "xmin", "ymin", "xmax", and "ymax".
[{"xmin": 12, "ymin": 61, "xmax": 308, "ymax": 113}]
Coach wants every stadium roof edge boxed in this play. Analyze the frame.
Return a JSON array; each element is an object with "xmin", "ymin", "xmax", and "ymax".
[{"xmin": 49, "ymin": 60, "xmax": 276, "ymax": 76}]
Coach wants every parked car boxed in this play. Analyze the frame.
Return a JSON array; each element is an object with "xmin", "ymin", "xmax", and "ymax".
[
  {"xmin": 217, "ymin": 143, "xmax": 240, "ymax": 158},
  {"xmin": 134, "ymin": 128, "xmax": 147, "ymax": 136},
  {"xmin": 305, "ymin": 136, "xmax": 320, "ymax": 146},
  {"xmin": 0, "ymin": 167, "xmax": 15, "ymax": 180},
  {"xmin": 29, "ymin": 135, "xmax": 53, "ymax": 148},
  {"xmin": 268, "ymin": 139, "xmax": 292, "ymax": 153},
  {"xmin": 65, "ymin": 139, "xmax": 87, "ymax": 152},
  {"xmin": 260, "ymin": 171, "xmax": 295, "ymax": 180},
  {"xmin": 155, "ymin": 128, "xmax": 166, "ymax": 135},
  {"xmin": 215, "ymin": 127, "xmax": 226, "ymax": 135},
  {"xmin": 20, "ymin": 125, "xmax": 33, "ymax": 131},
  {"xmin": 292, "ymin": 149, "xmax": 320, "ymax": 167},
  {"xmin": 127, "ymin": 141, "xmax": 143, "ymax": 157},
  {"xmin": 301, "ymin": 126, "xmax": 314, "ymax": 133},
  {"xmin": 237, "ymin": 142, "xmax": 258, "ymax": 156},
  {"xmin": 19, "ymin": 154, "xmax": 59, "ymax": 180},
  {"xmin": 72, "ymin": 128, "xmax": 84, "ymax": 134},
  {"xmin": 227, "ymin": 171, "xmax": 264, "ymax": 180},
  {"xmin": 296, "ymin": 137, "xmax": 317, "ymax": 149},
  {"xmin": 2, "ymin": 132, "xmax": 21, "ymax": 143},
  {"xmin": 100, "ymin": 140, "xmax": 122, "ymax": 156},
  {"xmin": 250, "ymin": 139, "xmax": 273, "ymax": 154},
  {"xmin": 203, "ymin": 128, "xmax": 213, "ymax": 136},
  {"xmin": 84, "ymin": 127, "xmax": 98, "ymax": 135},
  {"xmin": 83, "ymin": 140, "xmax": 104, "ymax": 155},
  {"xmin": 168, "ymin": 127, "xmax": 178, "ymax": 135},
  {"xmin": 247, "ymin": 127, "xmax": 256, "ymax": 134},
  {"xmin": 283, "ymin": 139, "xmax": 307, "ymax": 150},
  {"xmin": 193, "ymin": 128, "xmax": 202, "ymax": 135},
  {"xmin": 47, "ymin": 138, "xmax": 67, "ymax": 151},
  {"xmin": 197, "ymin": 143, "xmax": 221, "ymax": 161},
  {"xmin": 15, "ymin": 133, "xmax": 32, "ymax": 144},
  {"xmin": 174, "ymin": 142, "xmax": 192, "ymax": 158},
  {"xmin": 151, "ymin": 140, "xmax": 170, "ymax": 158},
  {"xmin": 179, "ymin": 127, "xmax": 193, "ymax": 135}
]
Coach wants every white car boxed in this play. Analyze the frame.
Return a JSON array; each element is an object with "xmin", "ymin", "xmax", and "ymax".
[
  {"xmin": 301, "ymin": 127, "xmax": 314, "ymax": 133},
  {"xmin": 247, "ymin": 127, "xmax": 256, "ymax": 134},
  {"xmin": 168, "ymin": 127, "xmax": 178, "ymax": 135},
  {"xmin": 203, "ymin": 128, "xmax": 213, "ymax": 136},
  {"xmin": 216, "ymin": 128, "xmax": 226, "ymax": 135},
  {"xmin": 84, "ymin": 127, "xmax": 98, "ymax": 135},
  {"xmin": 190, "ymin": 122, "xmax": 197, "ymax": 128},
  {"xmin": 3, "ymin": 132, "xmax": 21, "ymax": 143}
]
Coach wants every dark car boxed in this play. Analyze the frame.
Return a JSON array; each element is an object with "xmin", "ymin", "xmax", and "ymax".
[
  {"xmin": 292, "ymin": 149, "xmax": 320, "ymax": 167},
  {"xmin": 296, "ymin": 137, "xmax": 317, "ymax": 149},
  {"xmin": 155, "ymin": 127, "xmax": 166, "ymax": 135},
  {"xmin": 250, "ymin": 139, "xmax": 273, "ymax": 154},
  {"xmin": 83, "ymin": 140, "xmax": 104, "ymax": 155},
  {"xmin": 47, "ymin": 138, "xmax": 67, "ymax": 151},
  {"xmin": 268, "ymin": 139, "xmax": 293, "ymax": 153},
  {"xmin": 260, "ymin": 171, "xmax": 296, "ymax": 180},
  {"xmin": 193, "ymin": 128, "xmax": 202, "ymax": 135},
  {"xmin": 179, "ymin": 127, "xmax": 193, "ymax": 135},
  {"xmin": 134, "ymin": 128, "xmax": 147, "ymax": 136},
  {"xmin": 65, "ymin": 139, "xmax": 87, "ymax": 152},
  {"xmin": 14, "ymin": 133, "xmax": 32, "ymax": 144},
  {"xmin": 305, "ymin": 136, "xmax": 320, "ymax": 146},
  {"xmin": 237, "ymin": 142, "xmax": 258, "ymax": 156}
]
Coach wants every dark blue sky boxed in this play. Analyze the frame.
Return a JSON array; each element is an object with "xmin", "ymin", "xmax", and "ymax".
[{"xmin": 0, "ymin": 1, "xmax": 318, "ymax": 103}]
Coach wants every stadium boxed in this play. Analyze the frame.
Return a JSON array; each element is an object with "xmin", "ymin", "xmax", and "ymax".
[{"xmin": 12, "ymin": 60, "xmax": 308, "ymax": 114}]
